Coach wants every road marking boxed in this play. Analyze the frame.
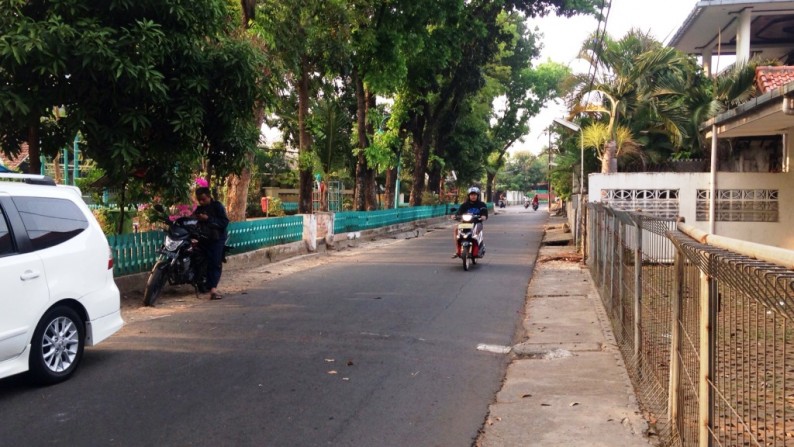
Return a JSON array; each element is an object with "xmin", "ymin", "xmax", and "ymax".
[{"xmin": 477, "ymin": 343, "xmax": 512, "ymax": 354}]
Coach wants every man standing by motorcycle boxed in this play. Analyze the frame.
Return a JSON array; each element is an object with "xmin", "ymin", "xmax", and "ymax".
[
  {"xmin": 194, "ymin": 187, "xmax": 229, "ymax": 300},
  {"xmin": 453, "ymin": 186, "xmax": 488, "ymax": 258}
]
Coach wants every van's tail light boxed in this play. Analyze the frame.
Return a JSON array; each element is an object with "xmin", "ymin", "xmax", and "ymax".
[{"xmin": 108, "ymin": 247, "xmax": 114, "ymax": 270}]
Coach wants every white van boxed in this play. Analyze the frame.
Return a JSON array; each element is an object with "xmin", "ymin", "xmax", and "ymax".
[{"xmin": 0, "ymin": 174, "xmax": 123, "ymax": 384}]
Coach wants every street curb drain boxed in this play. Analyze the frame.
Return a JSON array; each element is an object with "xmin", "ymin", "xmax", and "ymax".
[{"xmin": 476, "ymin": 344, "xmax": 512, "ymax": 354}]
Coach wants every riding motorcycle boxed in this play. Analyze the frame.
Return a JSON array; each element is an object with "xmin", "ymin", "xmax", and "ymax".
[
  {"xmin": 532, "ymin": 201, "xmax": 539, "ymax": 211},
  {"xmin": 143, "ymin": 205, "xmax": 212, "ymax": 306},
  {"xmin": 498, "ymin": 199, "xmax": 506, "ymax": 208},
  {"xmin": 453, "ymin": 210, "xmax": 486, "ymax": 271},
  {"xmin": 524, "ymin": 201, "xmax": 529, "ymax": 209}
]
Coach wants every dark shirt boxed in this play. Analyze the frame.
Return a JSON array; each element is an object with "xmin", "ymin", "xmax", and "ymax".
[
  {"xmin": 456, "ymin": 200, "xmax": 488, "ymax": 219},
  {"xmin": 194, "ymin": 200, "xmax": 229, "ymax": 240}
]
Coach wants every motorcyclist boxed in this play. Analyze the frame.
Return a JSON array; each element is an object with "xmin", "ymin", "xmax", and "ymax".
[
  {"xmin": 532, "ymin": 194, "xmax": 539, "ymax": 209},
  {"xmin": 453, "ymin": 186, "xmax": 488, "ymax": 258}
]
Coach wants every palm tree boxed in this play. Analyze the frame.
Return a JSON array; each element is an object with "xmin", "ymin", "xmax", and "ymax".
[
  {"xmin": 581, "ymin": 121, "xmax": 638, "ymax": 173},
  {"xmin": 566, "ymin": 30, "xmax": 696, "ymax": 172}
]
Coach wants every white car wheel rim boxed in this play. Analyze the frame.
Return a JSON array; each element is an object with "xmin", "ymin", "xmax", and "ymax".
[{"xmin": 42, "ymin": 316, "xmax": 79, "ymax": 373}]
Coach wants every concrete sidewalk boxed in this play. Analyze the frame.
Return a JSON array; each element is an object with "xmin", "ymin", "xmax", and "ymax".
[{"xmin": 477, "ymin": 224, "xmax": 651, "ymax": 446}]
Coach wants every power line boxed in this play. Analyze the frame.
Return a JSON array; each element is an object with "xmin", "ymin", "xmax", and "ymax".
[{"xmin": 582, "ymin": 0, "xmax": 613, "ymax": 109}]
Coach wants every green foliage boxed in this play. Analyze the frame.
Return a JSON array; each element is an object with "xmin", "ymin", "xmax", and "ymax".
[
  {"xmin": 421, "ymin": 191, "xmax": 443, "ymax": 205},
  {"xmin": 0, "ymin": 0, "xmax": 266, "ymax": 196},
  {"xmin": 497, "ymin": 151, "xmax": 545, "ymax": 193},
  {"xmin": 255, "ymin": 144, "xmax": 298, "ymax": 188}
]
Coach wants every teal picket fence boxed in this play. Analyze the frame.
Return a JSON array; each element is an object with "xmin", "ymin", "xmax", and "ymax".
[
  {"xmin": 334, "ymin": 204, "xmax": 451, "ymax": 233},
  {"xmin": 107, "ymin": 216, "xmax": 303, "ymax": 277},
  {"xmin": 107, "ymin": 231, "xmax": 165, "ymax": 277},
  {"xmin": 107, "ymin": 204, "xmax": 484, "ymax": 277}
]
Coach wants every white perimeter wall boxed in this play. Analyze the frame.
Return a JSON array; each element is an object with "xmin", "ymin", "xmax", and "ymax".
[{"xmin": 588, "ymin": 171, "xmax": 794, "ymax": 249}]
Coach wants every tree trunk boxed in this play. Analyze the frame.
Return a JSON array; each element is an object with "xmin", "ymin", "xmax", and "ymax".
[
  {"xmin": 52, "ymin": 152, "xmax": 62, "ymax": 184},
  {"xmin": 409, "ymin": 138, "xmax": 427, "ymax": 206},
  {"xmin": 485, "ymin": 171, "xmax": 496, "ymax": 204},
  {"xmin": 116, "ymin": 180, "xmax": 127, "ymax": 235},
  {"xmin": 27, "ymin": 125, "xmax": 41, "ymax": 174},
  {"xmin": 298, "ymin": 58, "xmax": 314, "ymax": 214},
  {"xmin": 602, "ymin": 141, "xmax": 617, "ymax": 174},
  {"xmin": 408, "ymin": 107, "xmax": 430, "ymax": 206},
  {"xmin": 353, "ymin": 69, "xmax": 368, "ymax": 211},
  {"xmin": 427, "ymin": 167, "xmax": 441, "ymax": 196},
  {"xmin": 385, "ymin": 167, "xmax": 396, "ymax": 209},
  {"xmin": 225, "ymin": 154, "xmax": 253, "ymax": 222},
  {"xmin": 364, "ymin": 91, "xmax": 378, "ymax": 210},
  {"xmin": 224, "ymin": 0, "xmax": 261, "ymax": 222}
]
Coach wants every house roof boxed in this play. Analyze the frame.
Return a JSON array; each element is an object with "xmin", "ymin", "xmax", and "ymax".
[
  {"xmin": 756, "ymin": 65, "xmax": 794, "ymax": 92},
  {"xmin": 668, "ymin": 1, "xmax": 794, "ymax": 62},
  {"xmin": 702, "ymin": 78, "xmax": 794, "ymax": 137},
  {"xmin": 0, "ymin": 143, "xmax": 29, "ymax": 171}
]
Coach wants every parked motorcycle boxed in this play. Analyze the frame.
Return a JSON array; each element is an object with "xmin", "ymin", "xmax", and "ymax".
[
  {"xmin": 453, "ymin": 209, "xmax": 486, "ymax": 271},
  {"xmin": 143, "ymin": 205, "xmax": 212, "ymax": 306}
]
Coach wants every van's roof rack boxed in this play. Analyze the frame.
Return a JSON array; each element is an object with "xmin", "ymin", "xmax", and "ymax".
[{"xmin": 0, "ymin": 173, "xmax": 57, "ymax": 186}]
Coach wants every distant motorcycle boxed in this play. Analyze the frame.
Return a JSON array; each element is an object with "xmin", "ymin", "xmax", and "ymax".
[
  {"xmin": 524, "ymin": 201, "xmax": 529, "ymax": 209},
  {"xmin": 532, "ymin": 201, "xmax": 539, "ymax": 211},
  {"xmin": 453, "ymin": 208, "xmax": 486, "ymax": 271},
  {"xmin": 498, "ymin": 199, "xmax": 506, "ymax": 208}
]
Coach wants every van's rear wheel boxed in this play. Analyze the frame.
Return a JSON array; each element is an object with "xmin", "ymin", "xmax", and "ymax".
[{"xmin": 29, "ymin": 306, "xmax": 85, "ymax": 385}]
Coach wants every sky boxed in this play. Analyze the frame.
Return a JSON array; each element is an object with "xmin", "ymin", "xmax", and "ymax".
[{"xmin": 518, "ymin": 0, "xmax": 701, "ymax": 155}]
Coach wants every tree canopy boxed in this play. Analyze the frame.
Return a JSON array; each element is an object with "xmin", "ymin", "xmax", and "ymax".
[{"xmin": 2, "ymin": 0, "xmax": 603, "ymax": 214}]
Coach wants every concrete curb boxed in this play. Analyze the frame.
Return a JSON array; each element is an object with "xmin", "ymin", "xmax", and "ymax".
[
  {"xmin": 477, "ymin": 231, "xmax": 651, "ymax": 447},
  {"xmin": 114, "ymin": 215, "xmax": 452, "ymax": 298}
]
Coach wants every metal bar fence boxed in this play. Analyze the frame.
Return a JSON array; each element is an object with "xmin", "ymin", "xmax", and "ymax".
[
  {"xmin": 109, "ymin": 204, "xmax": 457, "ymax": 278},
  {"xmin": 108, "ymin": 216, "xmax": 303, "ymax": 277},
  {"xmin": 587, "ymin": 202, "xmax": 794, "ymax": 447},
  {"xmin": 333, "ymin": 204, "xmax": 450, "ymax": 233}
]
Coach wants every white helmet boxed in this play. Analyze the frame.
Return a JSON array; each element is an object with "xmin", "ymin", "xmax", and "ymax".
[{"xmin": 467, "ymin": 186, "xmax": 480, "ymax": 196}]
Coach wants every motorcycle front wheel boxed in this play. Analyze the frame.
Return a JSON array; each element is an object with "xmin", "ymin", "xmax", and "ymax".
[
  {"xmin": 462, "ymin": 245, "xmax": 470, "ymax": 271},
  {"xmin": 143, "ymin": 261, "xmax": 169, "ymax": 306}
]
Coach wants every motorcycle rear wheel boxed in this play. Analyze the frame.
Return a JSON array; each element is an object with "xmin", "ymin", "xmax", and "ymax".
[
  {"xmin": 462, "ymin": 245, "xmax": 470, "ymax": 271},
  {"xmin": 143, "ymin": 261, "xmax": 168, "ymax": 306}
]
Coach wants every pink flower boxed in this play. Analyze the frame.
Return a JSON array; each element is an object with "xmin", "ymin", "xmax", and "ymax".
[{"xmin": 195, "ymin": 177, "xmax": 209, "ymax": 187}]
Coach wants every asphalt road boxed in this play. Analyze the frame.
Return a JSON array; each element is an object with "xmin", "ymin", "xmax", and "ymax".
[{"xmin": 0, "ymin": 207, "xmax": 547, "ymax": 447}]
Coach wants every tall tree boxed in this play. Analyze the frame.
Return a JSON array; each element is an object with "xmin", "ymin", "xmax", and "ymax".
[
  {"xmin": 0, "ymin": 0, "xmax": 264, "ymax": 202},
  {"xmin": 402, "ymin": 0, "xmax": 600, "ymax": 205},
  {"xmin": 254, "ymin": 0, "xmax": 350, "ymax": 213}
]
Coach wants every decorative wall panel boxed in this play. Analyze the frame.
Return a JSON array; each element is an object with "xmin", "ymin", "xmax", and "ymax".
[
  {"xmin": 696, "ymin": 189, "xmax": 779, "ymax": 222},
  {"xmin": 601, "ymin": 189, "xmax": 680, "ymax": 219}
]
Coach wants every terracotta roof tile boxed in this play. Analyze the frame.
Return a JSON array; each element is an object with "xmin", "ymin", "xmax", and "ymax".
[
  {"xmin": 0, "ymin": 143, "xmax": 29, "ymax": 170},
  {"xmin": 755, "ymin": 66, "xmax": 794, "ymax": 93}
]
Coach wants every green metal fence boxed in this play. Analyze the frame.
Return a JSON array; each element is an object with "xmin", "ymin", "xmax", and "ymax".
[
  {"xmin": 334, "ymin": 204, "xmax": 451, "ymax": 233},
  {"xmin": 226, "ymin": 216, "xmax": 303, "ymax": 252},
  {"xmin": 108, "ymin": 216, "xmax": 303, "ymax": 277},
  {"xmin": 108, "ymin": 204, "xmax": 481, "ymax": 277},
  {"xmin": 108, "ymin": 231, "xmax": 165, "ymax": 277}
]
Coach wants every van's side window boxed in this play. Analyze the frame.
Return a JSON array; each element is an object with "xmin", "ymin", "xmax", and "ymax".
[
  {"xmin": 0, "ymin": 207, "xmax": 13, "ymax": 255},
  {"xmin": 12, "ymin": 197, "xmax": 89, "ymax": 250}
]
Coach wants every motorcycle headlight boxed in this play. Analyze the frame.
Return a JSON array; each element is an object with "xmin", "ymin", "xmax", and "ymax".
[
  {"xmin": 163, "ymin": 236, "xmax": 182, "ymax": 251},
  {"xmin": 462, "ymin": 214, "xmax": 473, "ymax": 222}
]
